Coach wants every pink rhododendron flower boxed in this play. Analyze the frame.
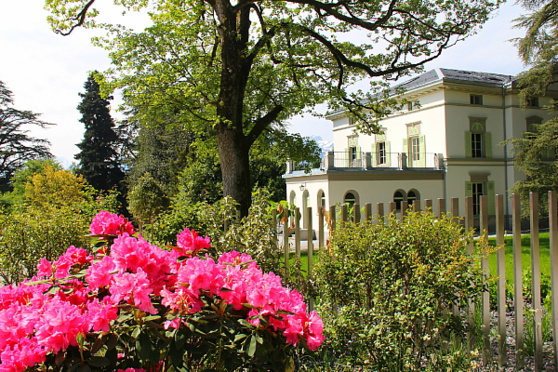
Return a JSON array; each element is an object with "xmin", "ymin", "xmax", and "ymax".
[
  {"xmin": 174, "ymin": 228, "xmax": 210, "ymax": 257},
  {"xmin": 90, "ymin": 210, "xmax": 135, "ymax": 236},
  {"xmin": 0, "ymin": 212, "xmax": 324, "ymax": 370}
]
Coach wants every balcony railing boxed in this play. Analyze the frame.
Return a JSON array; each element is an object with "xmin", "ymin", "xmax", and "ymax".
[{"xmin": 285, "ymin": 152, "xmax": 445, "ymax": 173}]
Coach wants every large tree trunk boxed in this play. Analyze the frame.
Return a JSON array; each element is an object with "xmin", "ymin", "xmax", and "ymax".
[{"xmin": 216, "ymin": 126, "xmax": 252, "ymax": 217}]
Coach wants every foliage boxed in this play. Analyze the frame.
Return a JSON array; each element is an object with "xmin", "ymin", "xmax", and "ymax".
[
  {"xmin": 75, "ymin": 73, "xmax": 126, "ymax": 196},
  {"xmin": 144, "ymin": 191, "xmax": 284, "ymax": 275},
  {"xmin": 0, "ymin": 81, "xmax": 53, "ymax": 192},
  {"xmin": 45, "ymin": 0, "xmax": 499, "ymax": 216},
  {"xmin": 126, "ymin": 121, "xmax": 196, "ymax": 200},
  {"xmin": 250, "ymin": 129, "xmax": 322, "ymax": 202},
  {"xmin": 503, "ymin": 0, "xmax": 558, "ymax": 215},
  {"xmin": 0, "ymin": 159, "xmax": 62, "ymax": 208},
  {"xmin": 127, "ymin": 172, "xmax": 170, "ymax": 227},
  {"xmin": 314, "ymin": 211, "xmax": 489, "ymax": 371},
  {"xmin": 129, "ymin": 120, "xmax": 321, "ymax": 206},
  {"xmin": 0, "ymin": 166, "xmax": 119, "ymax": 284},
  {"xmin": 0, "ymin": 211, "xmax": 323, "ymax": 371}
]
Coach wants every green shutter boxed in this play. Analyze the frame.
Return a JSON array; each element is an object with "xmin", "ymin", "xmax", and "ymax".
[
  {"xmin": 402, "ymin": 138, "xmax": 409, "ymax": 168},
  {"xmin": 487, "ymin": 181, "xmax": 495, "ymax": 214},
  {"xmin": 465, "ymin": 131, "xmax": 472, "ymax": 158},
  {"xmin": 386, "ymin": 141, "xmax": 391, "ymax": 166},
  {"xmin": 371, "ymin": 144, "xmax": 377, "ymax": 167},
  {"xmin": 485, "ymin": 132, "xmax": 492, "ymax": 158},
  {"xmin": 356, "ymin": 146, "xmax": 362, "ymax": 160},
  {"xmin": 465, "ymin": 182, "xmax": 473, "ymax": 197},
  {"xmin": 418, "ymin": 135, "xmax": 426, "ymax": 167},
  {"xmin": 345, "ymin": 148, "xmax": 350, "ymax": 167}
]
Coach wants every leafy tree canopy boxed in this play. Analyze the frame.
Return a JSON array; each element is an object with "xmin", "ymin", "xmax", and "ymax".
[
  {"xmin": 45, "ymin": 0, "xmax": 500, "ymax": 215},
  {"xmin": 0, "ymin": 81, "xmax": 52, "ymax": 192},
  {"xmin": 504, "ymin": 0, "xmax": 558, "ymax": 215},
  {"xmin": 0, "ymin": 159, "xmax": 62, "ymax": 209}
]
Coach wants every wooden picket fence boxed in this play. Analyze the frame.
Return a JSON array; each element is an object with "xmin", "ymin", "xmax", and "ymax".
[{"xmin": 276, "ymin": 191, "xmax": 558, "ymax": 371}]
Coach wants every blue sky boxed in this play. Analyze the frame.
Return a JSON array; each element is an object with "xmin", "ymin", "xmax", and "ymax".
[{"xmin": 0, "ymin": 1, "xmax": 526, "ymax": 166}]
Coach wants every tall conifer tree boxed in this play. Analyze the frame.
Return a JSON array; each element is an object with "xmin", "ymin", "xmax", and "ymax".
[{"xmin": 75, "ymin": 73, "xmax": 124, "ymax": 193}]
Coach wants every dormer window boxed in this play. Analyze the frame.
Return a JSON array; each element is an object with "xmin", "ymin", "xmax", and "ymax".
[{"xmin": 470, "ymin": 94, "xmax": 483, "ymax": 105}]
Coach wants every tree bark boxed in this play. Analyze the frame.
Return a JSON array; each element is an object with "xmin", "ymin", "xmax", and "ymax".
[
  {"xmin": 213, "ymin": 0, "xmax": 253, "ymax": 217},
  {"xmin": 216, "ymin": 126, "xmax": 252, "ymax": 217}
]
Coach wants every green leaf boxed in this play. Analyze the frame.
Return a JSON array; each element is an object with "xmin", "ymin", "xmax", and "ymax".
[
  {"xmin": 247, "ymin": 335, "xmax": 257, "ymax": 357},
  {"xmin": 88, "ymin": 356, "xmax": 111, "ymax": 367}
]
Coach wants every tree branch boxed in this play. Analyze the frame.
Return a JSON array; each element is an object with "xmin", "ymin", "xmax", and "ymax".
[
  {"xmin": 246, "ymin": 105, "xmax": 284, "ymax": 146},
  {"xmin": 55, "ymin": 0, "xmax": 97, "ymax": 36}
]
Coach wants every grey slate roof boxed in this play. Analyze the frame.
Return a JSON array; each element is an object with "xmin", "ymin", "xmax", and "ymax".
[
  {"xmin": 394, "ymin": 68, "xmax": 515, "ymax": 91},
  {"xmin": 326, "ymin": 68, "xmax": 518, "ymax": 118}
]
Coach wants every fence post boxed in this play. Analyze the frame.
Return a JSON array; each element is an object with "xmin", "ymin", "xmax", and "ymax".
[
  {"xmin": 530, "ymin": 192, "xmax": 543, "ymax": 372},
  {"xmin": 438, "ymin": 198, "xmax": 446, "ymax": 219},
  {"xmin": 376, "ymin": 203, "xmax": 385, "ymax": 225},
  {"xmin": 450, "ymin": 197, "xmax": 459, "ymax": 225},
  {"xmin": 364, "ymin": 203, "xmax": 372, "ymax": 221},
  {"xmin": 294, "ymin": 207, "xmax": 301, "ymax": 259},
  {"xmin": 424, "ymin": 199, "xmax": 432, "ymax": 212},
  {"xmin": 412, "ymin": 200, "xmax": 420, "ymax": 212},
  {"xmin": 318, "ymin": 207, "xmax": 325, "ymax": 250},
  {"xmin": 307, "ymin": 207, "xmax": 313, "ymax": 278},
  {"xmin": 549, "ymin": 191, "xmax": 558, "ymax": 371},
  {"xmin": 512, "ymin": 193, "xmax": 524, "ymax": 369},
  {"xmin": 283, "ymin": 210, "xmax": 289, "ymax": 270},
  {"xmin": 496, "ymin": 194, "xmax": 507, "ymax": 367},
  {"xmin": 354, "ymin": 203, "xmax": 361, "ymax": 223},
  {"xmin": 341, "ymin": 204, "xmax": 348, "ymax": 222},
  {"xmin": 388, "ymin": 201, "xmax": 396, "ymax": 216},
  {"xmin": 480, "ymin": 195, "xmax": 491, "ymax": 365},
  {"xmin": 329, "ymin": 205, "xmax": 336, "ymax": 232},
  {"xmin": 401, "ymin": 201, "xmax": 408, "ymax": 220},
  {"xmin": 465, "ymin": 196, "xmax": 476, "ymax": 349}
]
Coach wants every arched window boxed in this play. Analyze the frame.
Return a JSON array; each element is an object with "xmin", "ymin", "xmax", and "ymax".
[
  {"xmin": 302, "ymin": 190, "xmax": 310, "ymax": 228},
  {"xmin": 289, "ymin": 190, "xmax": 296, "ymax": 207},
  {"xmin": 344, "ymin": 191, "xmax": 358, "ymax": 207},
  {"xmin": 317, "ymin": 190, "xmax": 326, "ymax": 209},
  {"xmin": 407, "ymin": 189, "xmax": 420, "ymax": 206},
  {"xmin": 394, "ymin": 190, "xmax": 406, "ymax": 211}
]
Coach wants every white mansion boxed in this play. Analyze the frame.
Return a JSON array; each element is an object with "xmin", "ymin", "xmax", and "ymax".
[{"xmin": 284, "ymin": 68, "xmax": 557, "ymax": 231}]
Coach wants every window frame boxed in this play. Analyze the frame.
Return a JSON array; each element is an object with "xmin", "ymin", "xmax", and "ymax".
[
  {"xmin": 472, "ymin": 182, "xmax": 485, "ymax": 216},
  {"xmin": 470, "ymin": 94, "xmax": 483, "ymax": 105},
  {"xmin": 410, "ymin": 136, "xmax": 421, "ymax": 161},
  {"xmin": 377, "ymin": 141, "xmax": 387, "ymax": 165}
]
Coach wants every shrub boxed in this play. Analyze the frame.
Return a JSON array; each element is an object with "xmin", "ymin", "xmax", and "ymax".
[
  {"xmin": 314, "ymin": 210, "xmax": 489, "ymax": 371},
  {"xmin": 144, "ymin": 191, "xmax": 283, "ymax": 274},
  {"xmin": 0, "ymin": 167, "xmax": 119, "ymax": 284},
  {"xmin": 0, "ymin": 211, "xmax": 323, "ymax": 371}
]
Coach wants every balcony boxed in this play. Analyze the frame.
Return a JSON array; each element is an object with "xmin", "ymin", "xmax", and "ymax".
[{"xmin": 286, "ymin": 151, "xmax": 445, "ymax": 174}]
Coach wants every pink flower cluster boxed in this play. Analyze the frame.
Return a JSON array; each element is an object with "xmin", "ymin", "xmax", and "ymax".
[
  {"xmin": 0, "ymin": 212, "xmax": 324, "ymax": 371},
  {"xmin": 89, "ymin": 210, "xmax": 136, "ymax": 236}
]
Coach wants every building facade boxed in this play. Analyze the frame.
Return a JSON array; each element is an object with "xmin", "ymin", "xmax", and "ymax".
[{"xmin": 284, "ymin": 68, "xmax": 557, "ymax": 232}]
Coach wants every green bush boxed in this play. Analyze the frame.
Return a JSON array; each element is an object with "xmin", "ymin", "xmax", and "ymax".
[
  {"xmin": 144, "ymin": 190, "xmax": 283, "ymax": 274},
  {"xmin": 314, "ymin": 211, "xmax": 489, "ymax": 371},
  {"xmin": 0, "ymin": 167, "xmax": 119, "ymax": 284}
]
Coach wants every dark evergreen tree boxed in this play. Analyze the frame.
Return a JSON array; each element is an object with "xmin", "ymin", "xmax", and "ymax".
[
  {"xmin": 75, "ymin": 73, "xmax": 125, "ymax": 194},
  {"xmin": 0, "ymin": 81, "xmax": 52, "ymax": 192}
]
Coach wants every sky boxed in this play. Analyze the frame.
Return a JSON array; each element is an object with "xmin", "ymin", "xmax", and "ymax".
[{"xmin": 0, "ymin": 1, "xmax": 527, "ymax": 167}]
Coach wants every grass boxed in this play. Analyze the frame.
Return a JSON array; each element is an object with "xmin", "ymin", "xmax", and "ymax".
[{"xmin": 487, "ymin": 232, "xmax": 552, "ymax": 287}]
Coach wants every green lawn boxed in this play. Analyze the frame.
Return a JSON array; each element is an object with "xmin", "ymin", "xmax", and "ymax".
[{"xmin": 487, "ymin": 233, "xmax": 552, "ymax": 284}]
